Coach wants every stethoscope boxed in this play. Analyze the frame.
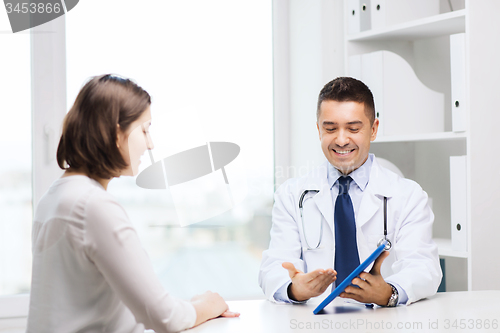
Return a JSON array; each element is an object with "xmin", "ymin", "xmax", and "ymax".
[{"xmin": 299, "ymin": 190, "xmax": 392, "ymax": 251}]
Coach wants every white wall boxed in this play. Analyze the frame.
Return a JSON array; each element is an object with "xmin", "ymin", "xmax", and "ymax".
[{"xmin": 274, "ymin": 0, "xmax": 345, "ymax": 185}]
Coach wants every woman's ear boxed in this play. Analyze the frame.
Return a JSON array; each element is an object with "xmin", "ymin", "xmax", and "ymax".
[{"xmin": 116, "ymin": 124, "xmax": 121, "ymax": 148}]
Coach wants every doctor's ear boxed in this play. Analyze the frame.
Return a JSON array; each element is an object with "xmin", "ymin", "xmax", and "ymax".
[{"xmin": 370, "ymin": 119, "xmax": 380, "ymax": 142}]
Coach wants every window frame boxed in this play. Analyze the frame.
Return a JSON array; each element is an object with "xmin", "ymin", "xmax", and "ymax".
[{"xmin": 0, "ymin": 14, "xmax": 66, "ymax": 319}]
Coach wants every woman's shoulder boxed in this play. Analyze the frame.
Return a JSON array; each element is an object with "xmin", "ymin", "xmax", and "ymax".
[
  {"xmin": 61, "ymin": 176, "xmax": 125, "ymax": 220},
  {"xmin": 32, "ymin": 176, "xmax": 121, "ymax": 254},
  {"xmin": 36, "ymin": 176, "xmax": 117, "ymax": 222}
]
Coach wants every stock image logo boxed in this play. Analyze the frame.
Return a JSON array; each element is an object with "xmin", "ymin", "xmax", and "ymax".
[
  {"xmin": 3, "ymin": 0, "xmax": 78, "ymax": 33},
  {"xmin": 137, "ymin": 142, "xmax": 240, "ymax": 189},
  {"xmin": 137, "ymin": 141, "xmax": 246, "ymax": 227}
]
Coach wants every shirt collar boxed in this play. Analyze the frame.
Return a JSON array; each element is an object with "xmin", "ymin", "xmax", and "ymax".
[{"xmin": 327, "ymin": 154, "xmax": 373, "ymax": 191}]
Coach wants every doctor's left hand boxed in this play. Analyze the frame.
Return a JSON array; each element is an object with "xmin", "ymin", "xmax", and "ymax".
[{"xmin": 339, "ymin": 251, "xmax": 393, "ymax": 306}]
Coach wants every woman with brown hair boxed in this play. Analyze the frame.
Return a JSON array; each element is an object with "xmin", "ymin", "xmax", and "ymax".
[{"xmin": 26, "ymin": 74, "xmax": 239, "ymax": 332}]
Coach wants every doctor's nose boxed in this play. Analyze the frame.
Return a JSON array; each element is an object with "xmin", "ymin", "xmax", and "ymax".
[{"xmin": 335, "ymin": 130, "xmax": 350, "ymax": 147}]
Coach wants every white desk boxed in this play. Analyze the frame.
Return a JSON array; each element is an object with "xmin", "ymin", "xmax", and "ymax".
[
  {"xmin": 187, "ymin": 291, "xmax": 500, "ymax": 333},
  {"xmin": 2, "ymin": 291, "xmax": 499, "ymax": 332}
]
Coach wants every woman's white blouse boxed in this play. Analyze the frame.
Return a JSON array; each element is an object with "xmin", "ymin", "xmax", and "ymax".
[{"xmin": 27, "ymin": 176, "xmax": 196, "ymax": 333}]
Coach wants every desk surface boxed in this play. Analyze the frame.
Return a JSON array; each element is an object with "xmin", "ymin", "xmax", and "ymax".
[
  {"xmin": 1, "ymin": 291, "xmax": 498, "ymax": 332},
  {"xmin": 187, "ymin": 291, "xmax": 500, "ymax": 333}
]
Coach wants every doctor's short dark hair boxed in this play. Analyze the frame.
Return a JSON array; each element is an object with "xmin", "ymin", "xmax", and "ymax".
[
  {"xmin": 56, "ymin": 74, "xmax": 151, "ymax": 179},
  {"xmin": 317, "ymin": 77, "xmax": 376, "ymax": 125}
]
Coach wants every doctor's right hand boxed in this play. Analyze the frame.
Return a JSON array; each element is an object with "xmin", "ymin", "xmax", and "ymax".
[{"xmin": 282, "ymin": 262, "xmax": 336, "ymax": 302}]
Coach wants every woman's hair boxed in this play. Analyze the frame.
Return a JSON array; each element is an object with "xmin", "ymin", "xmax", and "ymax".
[{"xmin": 57, "ymin": 74, "xmax": 151, "ymax": 179}]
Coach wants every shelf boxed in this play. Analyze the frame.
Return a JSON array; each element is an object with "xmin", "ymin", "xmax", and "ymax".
[
  {"xmin": 373, "ymin": 131, "xmax": 466, "ymax": 143},
  {"xmin": 434, "ymin": 238, "xmax": 469, "ymax": 258},
  {"xmin": 346, "ymin": 9, "xmax": 466, "ymax": 42}
]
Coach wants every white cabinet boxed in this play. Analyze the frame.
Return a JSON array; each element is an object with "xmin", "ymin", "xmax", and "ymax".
[{"xmin": 344, "ymin": 0, "xmax": 500, "ymax": 292}]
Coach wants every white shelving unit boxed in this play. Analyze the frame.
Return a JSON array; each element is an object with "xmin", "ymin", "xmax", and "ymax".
[
  {"xmin": 346, "ymin": 9, "xmax": 465, "ymax": 41},
  {"xmin": 434, "ymin": 238, "xmax": 468, "ymax": 258},
  {"xmin": 374, "ymin": 131, "xmax": 466, "ymax": 143},
  {"xmin": 344, "ymin": 0, "xmax": 500, "ymax": 292}
]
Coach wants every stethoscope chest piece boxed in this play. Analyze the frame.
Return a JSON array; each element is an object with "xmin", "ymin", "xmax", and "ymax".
[{"xmin": 377, "ymin": 237, "xmax": 392, "ymax": 250}]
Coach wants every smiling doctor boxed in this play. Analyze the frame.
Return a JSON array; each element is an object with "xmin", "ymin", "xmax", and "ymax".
[{"xmin": 259, "ymin": 77, "xmax": 442, "ymax": 307}]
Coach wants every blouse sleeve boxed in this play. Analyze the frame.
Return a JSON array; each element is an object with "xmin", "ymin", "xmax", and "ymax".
[{"xmin": 83, "ymin": 191, "xmax": 196, "ymax": 333}]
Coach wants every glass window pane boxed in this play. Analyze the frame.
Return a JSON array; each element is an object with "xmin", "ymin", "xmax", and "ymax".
[
  {"xmin": 0, "ymin": 16, "xmax": 32, "ymax": 295},
  {"xmin": 67, "ymin": 0, "xmax": 273, "ymax": 300}
]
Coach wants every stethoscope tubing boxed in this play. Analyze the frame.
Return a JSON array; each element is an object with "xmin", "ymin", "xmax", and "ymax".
[
  {"xmin": 299, "ymin": 190, "xmax": 321, "ymax": 250},
  {"xmin": 299, "ymin": 190, "xmax": 392, "ymax": 251}
]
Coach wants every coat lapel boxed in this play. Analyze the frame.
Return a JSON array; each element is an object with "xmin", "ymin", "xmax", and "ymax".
[
  {"xmin": 312, "ymin": 181, "xmax": 334, "ymax": 233},
  {"xmin": 303, "ymin": 162, "xmax": 335, "ymax": 233},
  {"xmin": 356, "ymin": 156, "xmax": 395, "ymax": 228}
]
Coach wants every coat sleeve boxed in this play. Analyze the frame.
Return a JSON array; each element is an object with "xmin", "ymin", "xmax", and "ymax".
[
  {"xmin": 259, "ymin": 180, "xmax": 305, "ymax": 303},
  {"xmin": 384, "ymin": 181, "xmax": 443, "ymax": 305}
]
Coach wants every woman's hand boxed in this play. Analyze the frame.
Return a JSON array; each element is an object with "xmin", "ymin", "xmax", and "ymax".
[{"xmin": 191, "ymin": 291, "xmax": 240, "ymax": 327}]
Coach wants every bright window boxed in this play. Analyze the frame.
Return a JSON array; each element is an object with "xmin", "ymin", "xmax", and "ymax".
[
  {"xmin": 0, "ymin": 12, "xmax": 32, "ymax": 295},
  {"xmin": 66, "ymin": 0, "xmax": 273, "ymax": 300}
]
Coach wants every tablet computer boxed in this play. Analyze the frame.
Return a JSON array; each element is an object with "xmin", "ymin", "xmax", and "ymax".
[{"xmin": 313, "ymin": 240, "xmax": 389, "ymax": 314}]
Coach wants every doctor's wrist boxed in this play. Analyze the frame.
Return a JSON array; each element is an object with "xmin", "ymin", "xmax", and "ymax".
[
  {"xmin": 384, "ymin": 283, "xmax": 399, "ymax": 307},
  {"xmin": 287, "ymin": 283, "xmax": 309, "ymax": 303}
]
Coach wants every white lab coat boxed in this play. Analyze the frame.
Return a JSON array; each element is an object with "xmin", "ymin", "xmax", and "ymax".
[{"xmin": 259, "ymin": 155, "xmax": 442, "ymax": 305}]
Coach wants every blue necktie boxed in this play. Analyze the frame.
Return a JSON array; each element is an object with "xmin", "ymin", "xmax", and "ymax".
[{"xmin": 334, "ymin": 176, "xmax": 360, "ymax": 286}]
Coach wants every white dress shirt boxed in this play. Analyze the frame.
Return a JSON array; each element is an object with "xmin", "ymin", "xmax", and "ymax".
[{"xmin": 27, "ymin": 175, "xmax": 196, "ymax": 333}]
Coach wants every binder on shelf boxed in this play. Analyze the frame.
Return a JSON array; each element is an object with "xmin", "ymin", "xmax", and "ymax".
[
  {"xmin": 370, "ymin": 0, "xmax": 385, "ymax": 30},
  {"xmin": 450, "ymin": 155, "xmax": 467, "ymax": 252},
  {"xmin": 347, "ymin": 0, "xmax": 360, "ymax": 35},
  {"xmin": 450, "ymin": 33, "xmax": 467, "ymax": 132},
  {"xmin": 349, "ymin": 54, "xmax": 384, "ymax": 134},
  {"xmin": 359, "ymin": 0, "xmax": 372, "ymax": 32},
  {"xmin": 348, "ymin": 54, "xmax": 362, "ymax": 80},
  {"xmin": 360, "ymin": 52, "xmax": 384, "ymax": 136},
  {"xmin": 349, "ymin": 50, "xmax": 444, "ymax": 136},
  {"xmin": 437, "ymin": 258, "xmax": 446, "ymax": 292},
  {"xmin": 370, "ymin": 0, "xmax": 440, "ymax": 30}
]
